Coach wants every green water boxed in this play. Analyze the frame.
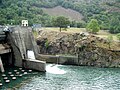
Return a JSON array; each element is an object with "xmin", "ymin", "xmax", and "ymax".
[
  {"xmin": 1, "ymin": 64, "xmax": 120, "ymax": 90},
  {"xmin": 0, "ymin": 66, "xmax": 41, "ymax": 90}
]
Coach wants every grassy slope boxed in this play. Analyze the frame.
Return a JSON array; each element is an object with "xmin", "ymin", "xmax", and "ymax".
[
  {"xmin": 43, "ymin": 27, "xmax": 85, "ymax": 33},
  {"xmin": 43, "ymin": 27, "xmax": 117, "ymax": 40},
  {"xmin": 95, "ymin": 30, "xmax": 118, "ymax": 41}
]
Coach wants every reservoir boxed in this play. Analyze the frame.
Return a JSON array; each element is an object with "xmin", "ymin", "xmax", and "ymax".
[{"xmin": 1, "ymin": 64, "xmax": 120, "ymax": 90}]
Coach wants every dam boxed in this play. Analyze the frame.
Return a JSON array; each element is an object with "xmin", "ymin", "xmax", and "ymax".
[{"xmin": 0, "ymin": 26, "xmax": 46, "ymax": 73}]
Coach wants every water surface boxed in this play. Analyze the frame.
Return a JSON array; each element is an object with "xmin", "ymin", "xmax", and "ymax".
[{"xmin": 1, "ymin": 64, "xmax": 120, "ymax": 90}]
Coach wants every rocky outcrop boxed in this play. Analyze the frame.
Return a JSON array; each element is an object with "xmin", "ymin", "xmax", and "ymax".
[
  {"xmin": 37, "ymin": 30, "xmax": 89, "ymax": 55},
  {"xmin": 36, "ymin": 30, "xmax": 120, "ymax": 67},
  {"xmin": 78, "ymin": 41, "xmax": 120, "ymax": 67}
]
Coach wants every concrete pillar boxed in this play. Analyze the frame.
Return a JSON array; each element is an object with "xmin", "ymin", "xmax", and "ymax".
[{"xmin": 0, "ymin": 56, "xmax": 5, "ymax": 73}]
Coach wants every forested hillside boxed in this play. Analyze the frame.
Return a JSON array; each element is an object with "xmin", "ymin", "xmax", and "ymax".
[{"xmin": 0, "ymin": 0, "xmax": 120, "ymax": 33}]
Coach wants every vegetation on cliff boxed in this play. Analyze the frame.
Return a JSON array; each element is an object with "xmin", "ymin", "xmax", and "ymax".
[{"xmin": 117, "ymin": 33, "xmax": 120, "ymax": 41}]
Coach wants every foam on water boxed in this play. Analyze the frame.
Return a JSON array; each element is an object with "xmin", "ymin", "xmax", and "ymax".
[{"xmin": 46, "ymin": 64, "xmax": 66, "ymax": 74}]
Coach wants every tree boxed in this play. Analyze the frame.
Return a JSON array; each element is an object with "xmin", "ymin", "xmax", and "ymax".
[
  {"xmin": 109, "ymin": 16, "xmax": 120, "ymax": 34},
  {"xmin": 76, "ymin": 21, "xmax": 86, "ymax": 28},
  {"xmin": 52, "ymin": 16, "xmax": 70, "ymax": 32},
  {"xmin": 116, "ymin": 33, "xmax": 120, "ymax": 41},
  {"xmin": 86, "ymin": 19, "xmax": 100, "ymax": 34}
]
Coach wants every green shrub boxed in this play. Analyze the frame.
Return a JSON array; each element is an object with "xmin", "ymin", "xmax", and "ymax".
[
  {"xmin": 116, "ymin": 33, "xmax": 120, "ymax": 41},
  {"xmin": 45, "ymin": 40, "xmax": 49, "ymax": 48}
]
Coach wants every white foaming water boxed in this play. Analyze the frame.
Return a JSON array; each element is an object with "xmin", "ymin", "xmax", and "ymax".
[
  {"xmin": 46, "ymin": 64, "xmax": 66, "ymax": 74},
  {"xmin": 27, "ymin": 50, "xmax": 35, "ymax": 59}
]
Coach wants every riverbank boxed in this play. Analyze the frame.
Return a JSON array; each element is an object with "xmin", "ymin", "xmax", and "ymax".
[
  {"xmin": 37, "ymin": 51, "xmax": 120, "ymax": 68},
  {"xmin": 36, "ymin": 30, "xmax": 120, "ymax": 68}
]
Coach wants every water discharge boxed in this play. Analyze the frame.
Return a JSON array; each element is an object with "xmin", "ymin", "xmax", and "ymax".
[
  {"xmin": 27, "ymin": 50, "xmax": 35, "ymax": 59},
  {"xmin": 46, "ymin": 64, "xmax": 66, "ymax": 74},
  {"xmin": 1, "ymin": 65, "xmax": 120, "ymax": 90}
]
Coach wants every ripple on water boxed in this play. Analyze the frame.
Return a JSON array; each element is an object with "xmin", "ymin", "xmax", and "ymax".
[{"xmin": 2, "ymin": 65, "xmax": 120, "ymax": 90}]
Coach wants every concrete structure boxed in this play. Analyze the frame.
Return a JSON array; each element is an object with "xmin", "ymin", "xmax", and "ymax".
[
  {"xmin": 0, "ymin": 44, "xmax": 11, "ymax": 72},
  {"xmin": 24, "ymin": 59, "xmax": 46, "ymax": 71},
  {"xmin": 37, "ymin": 54, "xmax": 78, "ymax": 65},
  {"xmin": 7, "ymin": 26, "xmax": 39, "ymax": 66},
  {"xmin": 7, "ymin": 26, "xmax": 46, "ymax": 71},
  {"xmin": 0, "ymin": 26, "xmax": 12, "ymax": 72},
  {"xmin": 0, "ymin": 26, "xmax": 46, "ymax": 72},
  {"xmin": 0, "ymin": 44, "xmax": 11, "ymax": 54},
  {"xmin": 21, "ymin": 20, "xmax": 28, "ymax": 26},
  {"xmin": 0, "ymin": 56, "xmax": 5, "ymax": 72}
]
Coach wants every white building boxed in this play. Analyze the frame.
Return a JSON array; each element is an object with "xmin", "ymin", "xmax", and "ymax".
[{"xmin": 22, "ymin": 20, "xmax": 28, "ymax": 26}]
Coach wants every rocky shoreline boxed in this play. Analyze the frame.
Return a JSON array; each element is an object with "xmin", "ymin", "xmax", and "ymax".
[{"xmin": 36, "ymin": 30, "xmax": 120, "ymax": 68}]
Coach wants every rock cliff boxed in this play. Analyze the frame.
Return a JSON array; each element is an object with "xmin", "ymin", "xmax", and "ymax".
[{"xmin": 36, "ymin": 30, "xmax": 120, "ymax": 67}]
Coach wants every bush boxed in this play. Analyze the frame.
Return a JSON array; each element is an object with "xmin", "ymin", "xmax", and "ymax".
[
  {"xmin": 86, "ymin": 19, "xmax": 100, "ymax": 33},
  {"xmin": 116, "ymin": 33, "xmax": 120, "ymax": 41}
]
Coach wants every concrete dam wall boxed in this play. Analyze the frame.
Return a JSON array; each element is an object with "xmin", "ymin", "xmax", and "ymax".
[{"xmin": 0, "ymin": 26, "xmax": 46, "ymax": 72}]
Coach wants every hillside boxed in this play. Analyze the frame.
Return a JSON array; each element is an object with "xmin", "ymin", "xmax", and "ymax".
[
  {"xmin": 0, "ymin": 0, "xmax": 120, "ymax": 33},
  {"xmin": 42, "ymin": 6, "xmax": 83, "ymax": 21}
]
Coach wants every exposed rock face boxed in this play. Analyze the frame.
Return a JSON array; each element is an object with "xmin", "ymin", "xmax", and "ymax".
[
  {"xmin": 36, "ymin": 30, "xmax": 120, "ymax": 67},
  {"xmin": 37, "ymin": 30, "xmax": 88, "ymax": 55},
  {"xmin": 78, "ymin": 41, "xmax": 120, "ymax": 67}
]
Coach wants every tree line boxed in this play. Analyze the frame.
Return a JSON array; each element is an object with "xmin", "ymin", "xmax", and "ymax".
[{"xmin": 0, "ymin": 0, "xmax": 120, "ymax": 33}]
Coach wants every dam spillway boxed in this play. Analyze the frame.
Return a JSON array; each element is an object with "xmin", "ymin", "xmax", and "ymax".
[{"xmin": 0, "ymin": 26, "xmax": 46, "ymax": 72}]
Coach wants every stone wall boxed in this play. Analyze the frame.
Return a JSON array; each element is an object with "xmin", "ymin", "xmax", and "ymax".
[{"xmin": 37, "ymin": 54, "xmax": 78, "ymax": 65}]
